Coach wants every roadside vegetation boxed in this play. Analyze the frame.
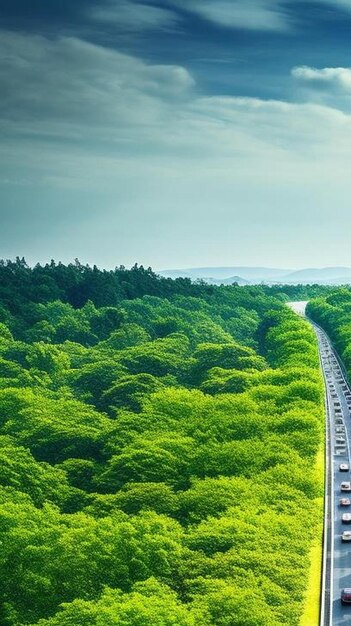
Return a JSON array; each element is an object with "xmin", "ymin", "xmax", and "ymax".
[
  {"xmin": 307, "ymin": 288, "xmax": 351, "ymax": 380},
  {"xmin": 0, "ymin": 259, "xmax": 324, "ymax": 626}
]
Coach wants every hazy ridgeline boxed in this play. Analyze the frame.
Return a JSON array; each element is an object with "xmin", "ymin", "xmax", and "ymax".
[{"xmin": 0, "ymin": 259, "xmax": 325, "ymax": 626}]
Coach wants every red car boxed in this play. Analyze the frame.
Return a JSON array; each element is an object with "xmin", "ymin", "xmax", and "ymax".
[{"xmin": 341, "ymin": 588, "xmax": 351, "ymax": 604}]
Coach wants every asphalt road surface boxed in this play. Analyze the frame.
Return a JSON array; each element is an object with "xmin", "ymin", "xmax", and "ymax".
[{"xmin": 289, "ymin": 301, "xmax": 351, "ymax": 624}]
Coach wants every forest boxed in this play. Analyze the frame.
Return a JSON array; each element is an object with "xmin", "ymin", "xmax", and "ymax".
[
  {"xmin": 307, "ymin": 287, "xmax": 351, "ymax": 377},
  {"xmin": 0, "ymin": 260, "xmax": 325, "ymax": 626}
]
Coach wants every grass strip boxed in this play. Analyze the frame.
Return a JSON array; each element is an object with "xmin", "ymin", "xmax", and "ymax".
[{"xmin": 299, "ymin": 444, "xmax": 324, "ymax": 626}]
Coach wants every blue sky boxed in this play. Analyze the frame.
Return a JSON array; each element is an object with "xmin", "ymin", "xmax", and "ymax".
[{"xmin": 1, "ymin": 0, "xmax": 351, "ymax": 269}]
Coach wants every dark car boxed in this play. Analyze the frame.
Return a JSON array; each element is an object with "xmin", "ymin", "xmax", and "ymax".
[
  {"xmin": 341, "ymin": 588, "xmax": 351, "ymax": 604},
  {"xmin": 341, "ymin": 482, "xmax": 351, "ymax": 492}
]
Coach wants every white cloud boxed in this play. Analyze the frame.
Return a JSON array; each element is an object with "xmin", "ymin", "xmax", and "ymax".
[
  {"xmin": 85, "ymin": 0, "xmax": 351, "ymax": 36},
  {"xmin": 292, "ymin": 65, "xmax": 351, "ymax": 112},
  {"xmin": 0, "ymin": 31, "xmax": 194, "ymax": 136},
  {"xmin": 169, "ymin": 0, "xmax": 351, "ymax": 32},
  {"xmin": 292, "ymin": 66, "xmax": 351, "ymax": 91},
  {"xmin": 88, "ymin": 0, "xmax": 178, "ymax": 31},
  {"xmin": 4, "ymin": 30, "xmax": 351, "ymax": 267},
  {"xmin": 1, "ymin": 30, "xmax": 351, "ymax": 194},
  {"xmin": 169, "ymin": 0, "xmax": 292, "ymax": 32}
]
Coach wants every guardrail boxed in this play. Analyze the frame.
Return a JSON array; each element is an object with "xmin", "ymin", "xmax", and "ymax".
[{"xmin": 311, "ymin": 323, "xmax": 333, "ymax": 626}]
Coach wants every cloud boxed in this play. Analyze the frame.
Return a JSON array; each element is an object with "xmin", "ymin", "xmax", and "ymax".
[
  {"xmin": 320, "ymin": 0, "xmax": 351, "ymax": 11},
  {"xmin": 168, "ymin": 0, "xmax": 351, "ymax": 33},
  {"xmin": 3, "ymin": 29, "xmax": 351, "ymax": 268},
  {"xmin": 292, "ymin": 66, "xmax": 351, "ymax": 91},
  {"xmin": 0, "ymin": 30, "xmax": 194, "ymax": 136},
  {"xmin": 292, "ymin": 65, "xmax": 351, "ymax": 111},
  {"xmin": 88, "ymin": 0, "xmax": 178, "ymax": 31},
  {"xmin": 1, "ymin": 30, "xmax": 351, "ymax": 193},
  {"xmin": 169, "ymin": 0, "xmax": 292, "ymax": 32}
]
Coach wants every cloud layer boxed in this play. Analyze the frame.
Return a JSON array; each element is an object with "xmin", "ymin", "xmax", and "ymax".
[
  {"xmin": 170, "ymin": 0, "xmax": 291, "ymax": 31},
  {"xmin": 2, "ymin": 24, "xmax": 351, "ymax": 267},
  {"xmin": 88, "ymin": 0, "xmax": 178, "ymax": 31}
]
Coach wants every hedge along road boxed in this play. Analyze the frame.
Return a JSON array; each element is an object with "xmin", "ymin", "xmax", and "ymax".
[{"xmin": 289, "ymin": 301, "xmax": 351, "ymax": 626}]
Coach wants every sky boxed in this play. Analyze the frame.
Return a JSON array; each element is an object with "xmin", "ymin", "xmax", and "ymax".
[{"xmin": 2, "ymin": 0, "xmax": 351, "ymax": 270}]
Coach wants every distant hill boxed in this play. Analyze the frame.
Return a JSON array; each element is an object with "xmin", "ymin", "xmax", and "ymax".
[
  {"xmin": 278, "ymin": 267, "xmax": 351, "ymax": 284},
  {"xmin": 195, "ymin": 275, "xmax": 250, "ymax": 286},
  {"xmin": 158, "ymin": 266, "xmax": 351, "ymax": 285},
  {"xmin": 159, "ymin": 266, "xmax": 290, "ymax": 282}
]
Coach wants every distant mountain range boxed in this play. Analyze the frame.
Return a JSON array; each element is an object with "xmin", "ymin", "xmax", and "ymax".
[{"xmin": 158, "ymin": 266, "xmax": 351, "ymax": 286}]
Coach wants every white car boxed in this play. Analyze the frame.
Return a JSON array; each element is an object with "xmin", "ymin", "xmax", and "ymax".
[
  {"xmin": 340, "ymin": 498, "xmax": 351, "ymax": 506},
  {"xmin": 336, "ymin": 437, "xmax": 346, "ymax": 444},
  {"xmin": 342, "ymin": 531, "xmax": 351, "ymax": 541},
  {"xmin": 340, "ymin": 464, "xmax": 350, "ymax": 472},
  {"xmin": 341, "ymin": 482, "xmax": 351, "ymax": 492},
  {"xmin": 342, "ymin": 513, "xmax": 351, "ymax": 523}
]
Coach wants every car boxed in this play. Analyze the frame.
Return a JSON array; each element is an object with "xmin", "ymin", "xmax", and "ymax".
[
  {"xmin": 342, "ymin": 531, "xmax": 351, "ymax": 541},
  {"xmin": 336, "ymin": 419, "xmax": 344, "ymax": 425},
  {"xmin": 336, "ymin": 427, "xmax": 346, "ymax": 434},
  {"xmin": 341, "ymin": 589, "xmax": 351, "ymax": 604},
  {"xmin": 340, "ymin": 498, "xmax": 351, "ymax": 506},
  {"xmin": 340, "ymin": 464, "xmax": 350, "ymax": 471},
  {"xmin": 341, "ymin": 482, "xmax": 351, "ymax": 491},
  {"xmin": 336, "ymin": 437, "xmax": 346, "ymax": 444},
  {"xmin": 342, "ymin": 513, "xmax": 351, "ymax": 523}
]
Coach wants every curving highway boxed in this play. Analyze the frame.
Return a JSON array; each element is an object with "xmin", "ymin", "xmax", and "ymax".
[{"xmin": 289, "ymin": 302, "xmax": 351, "ymax": 625}]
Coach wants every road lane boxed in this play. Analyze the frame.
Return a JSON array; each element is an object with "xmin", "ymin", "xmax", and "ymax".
[
  {"xmin": 319, "ymin": 334, "xmax": 351, "ymax": 625},
  {"xmin": 289, "ymin": 301, "xmax": 351, "ymax": 625}
]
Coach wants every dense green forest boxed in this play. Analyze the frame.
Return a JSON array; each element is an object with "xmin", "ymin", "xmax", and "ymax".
[
  {"xmin": 307, "ymin": 288, "xmax": 351, "ymax": 376},
  {"xmin": 0, "ymin": 260, "xmax": 325, "ymax": 626}
]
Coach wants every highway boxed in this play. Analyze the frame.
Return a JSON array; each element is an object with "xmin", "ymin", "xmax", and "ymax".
[{"xmin": 289, "ymin": 302, "xmax": 351, "ymax": 625}]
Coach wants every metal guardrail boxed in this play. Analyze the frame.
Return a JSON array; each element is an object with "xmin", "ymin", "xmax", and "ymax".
[{"xmin": 311, "ymin": 322, "xmax": 333, "ymax": 626}]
